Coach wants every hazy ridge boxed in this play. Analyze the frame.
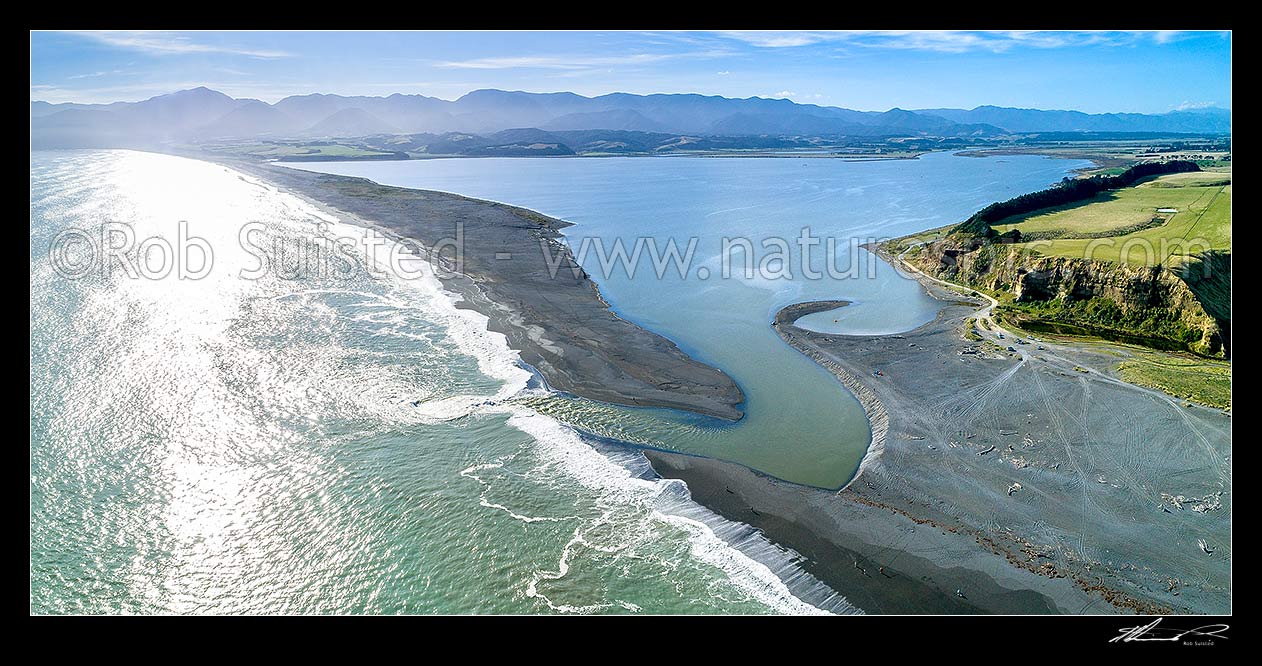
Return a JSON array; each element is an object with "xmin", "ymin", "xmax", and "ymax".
[{"xmin": 30, "ymin": 87, "xmax": 1230, "ymax": 149}]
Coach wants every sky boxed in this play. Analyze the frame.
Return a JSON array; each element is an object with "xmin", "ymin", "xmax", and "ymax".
[{"xmin": 29, "ymin": 30, "xmax": 1231, "ymax": 113}]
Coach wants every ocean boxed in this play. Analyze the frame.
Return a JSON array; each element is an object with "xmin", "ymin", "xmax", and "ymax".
[{"xmin": 30, "ymin": 149, "xmax": 1085, "ymax": 614}]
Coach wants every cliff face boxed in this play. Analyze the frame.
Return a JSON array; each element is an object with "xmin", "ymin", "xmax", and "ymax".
[{"xmin": 908, "ymin": 239, "xmax": 1228, "ymax": 358}]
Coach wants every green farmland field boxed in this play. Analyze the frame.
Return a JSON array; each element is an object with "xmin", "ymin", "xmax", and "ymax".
[
  {"xmin": 211, "ymin": 142, "xmax": 396, "ymax": 159},
  {"xmin": 995, "ymin": 171, "xmax": 1231, "ymax": 266}
]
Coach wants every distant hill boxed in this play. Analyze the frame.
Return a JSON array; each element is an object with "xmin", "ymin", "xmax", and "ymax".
[
  {"xmin": 31, "ymin": 87, "xmax": 250, "ymax": 146},
  {"xmin": 305, "ymin": 108, "xmax": 400, "ymax": 138},
  {"xmin": 708, "ymin": 112, "xmax": 871, "ymax": 136},
  {"xmin": 30, "ymin": 87, "xmax": 1232, "ymax": 150},
  {"xmin": 874, "ymin": 108, "xmax": 958, "ymax": 132},
  {"xmin": 541, "ymin": 109, "xmax": 670, "ymax": 133},
  {"xmin": 193, "ymin": 100, "xmax": 298, "ymax": 139},
  {"xmin": 915, "ymin": 105, "xmax": 1231, "ymax": 134},
  {"xmin": 342, "ymin": 129, "xmax": 919, "ymax": 158}
]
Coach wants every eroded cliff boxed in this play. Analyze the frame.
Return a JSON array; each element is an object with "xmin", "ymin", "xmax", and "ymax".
[{"xmin": 906, "ymin": 238, "xmax": 1228, "ymax": 358}]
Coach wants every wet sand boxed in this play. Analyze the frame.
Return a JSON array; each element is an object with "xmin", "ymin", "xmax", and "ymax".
[{"xmin": 643, "ymin": 449, "xmax": 1081, "ymax": 614}]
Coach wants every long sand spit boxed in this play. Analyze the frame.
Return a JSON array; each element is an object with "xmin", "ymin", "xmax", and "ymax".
[{"xmin": 232, "ymin": 160, "xmax": 746, "ymax": 421}]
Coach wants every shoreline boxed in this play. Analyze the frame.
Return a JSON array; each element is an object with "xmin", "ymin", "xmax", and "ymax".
[
  {"xmin": 770, "ymin": 300, "xmax": 889, "ymax": 491},
  {"xmin": 219, "ymin": 158, "xmax": 747, "ymax": 422},
  {"xmin": 272, "ymin": 151, "xmax": 928, "ymax": 162},
  {"xmin": 641, "ymin": 448, "xmax": 1083, "ymax": 614},
  {"xmin": 952, "ymin": 147, "xmax": 1127, "ymax": 174}
]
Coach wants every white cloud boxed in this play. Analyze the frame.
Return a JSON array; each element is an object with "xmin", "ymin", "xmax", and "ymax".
[
  {"xmin": 67, "ymin": 69, "xmax": 133, "ymax": 80},
  {"xmin": 773, "ymin": 90, "xmax": 796, "ymax": 98},
  {"xmin": 718, "ymin": 32, "xmax": 838, "ymax": 48},
  {"xmin": 65, "ymin": 31, "xmax": 292, "ymax": 58},
  {"xmin": 714, "ymin": 30, "xmax": 1191, "ymax": 53},
  {"xmin": 434, "ymin": 47, "xmax": 733, "ymax": 71},
  {"xmin": 211, "ymin": 66, "xmax": 254, "ymax": 77},
  {"xmin": 435, "ymin": 53, "xmax": 673, "ymax": 70},
  {"xmin": 1174, "ymin": 100, "xmax": 1221, "ymax": 111}
]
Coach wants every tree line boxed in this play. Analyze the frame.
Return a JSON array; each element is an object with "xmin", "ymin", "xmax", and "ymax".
[{"xmin": 952, "ymin": 160, "xmax": 1201, "ymax": 237}]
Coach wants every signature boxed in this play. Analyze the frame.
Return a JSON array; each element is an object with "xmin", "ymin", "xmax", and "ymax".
[{"xmin": 1111, "ymin": 618, "xmax": 1230, "ymax": 643}]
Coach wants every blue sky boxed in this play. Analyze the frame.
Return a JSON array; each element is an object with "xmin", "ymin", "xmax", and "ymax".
[{"xmin": 30, "ymin": 30, "xmax": 1231, "ymax": 113}]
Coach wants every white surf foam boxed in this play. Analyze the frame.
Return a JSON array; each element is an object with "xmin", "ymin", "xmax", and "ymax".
[{"xmin": 505, "ymin": 409, "xmax": 861, "ymax": 615}]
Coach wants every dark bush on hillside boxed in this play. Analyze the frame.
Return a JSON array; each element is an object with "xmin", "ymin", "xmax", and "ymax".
[{"xmin": 952, "ymin": 160, "xmax": 1200, "ymax": 237}]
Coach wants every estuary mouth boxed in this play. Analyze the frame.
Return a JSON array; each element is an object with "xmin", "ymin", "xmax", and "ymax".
[{"xmin": 29, "ymin": 35, "xmax": 1233, "ymax": 621}]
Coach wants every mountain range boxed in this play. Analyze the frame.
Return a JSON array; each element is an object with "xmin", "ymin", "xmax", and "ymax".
[
  {"xmin": 914, "ymin": 105, "xmax": 1231, "ymax": 134},
  {"xmin": 30, "ymin": 87, "xmax": 1231, "ymax": 149}
]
